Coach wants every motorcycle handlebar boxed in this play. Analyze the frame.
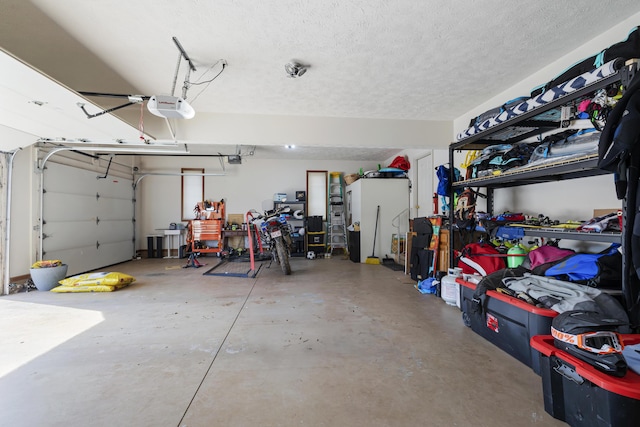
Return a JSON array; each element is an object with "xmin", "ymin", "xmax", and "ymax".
[{"xmin": 248, "ymin": 206, "xmax": 290, "ymax": 222}]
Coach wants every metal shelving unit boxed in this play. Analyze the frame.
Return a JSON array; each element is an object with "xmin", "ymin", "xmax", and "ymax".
[
  {"xmin": 448, "ymin": 60, "xmax": 639, "ymax": 323},
  {"xmin": 522, "ymin": 228, "xmax": 621, "ymax": 244},
  {"xmin": 274, "ymin": 200, "xmax": 306, "ymax": 256},
  {"xmin": 449, "ymin": 63, "xmax": 636, "ymax": 231},
  {"xmin": 449, "ymin": 66, "xmax": 632, "ymax": 151}
]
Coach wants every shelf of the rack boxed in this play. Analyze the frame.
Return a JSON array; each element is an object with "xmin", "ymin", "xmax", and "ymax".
[
  {"xmin": 521, "ymin": 228, "xmax": 621, "ymax": 243},
  {"xmin": 274, "ymin": 200, "xmax": 306, "ymax": 205},
  {"xmin": 450, "ymin": 70, "xmax": 623, "ymax": 150},
  {"xmin": 451, "ymin": 154, "xmax": 610, "ymax": 189}
]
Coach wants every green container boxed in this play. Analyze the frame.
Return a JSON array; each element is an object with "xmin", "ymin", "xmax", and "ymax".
[{"xmin": 507, "ymin": 246, "xmax": 526, "ymax": 268}]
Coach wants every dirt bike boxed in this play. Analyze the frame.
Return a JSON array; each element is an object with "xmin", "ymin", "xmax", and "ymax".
[{"xmin": 249, "ymin": 205, "xmax": 293, "ymax": 275}]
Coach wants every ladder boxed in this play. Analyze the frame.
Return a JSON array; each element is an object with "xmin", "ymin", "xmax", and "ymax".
[{"xmin": 328, "ymin": 172, "xmax": 348, "ymax": 256}]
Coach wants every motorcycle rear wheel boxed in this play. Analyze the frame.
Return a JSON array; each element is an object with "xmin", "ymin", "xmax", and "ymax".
[{"xmin": 275, "ymin": 237, "xmax": 291, "ymax": 275}]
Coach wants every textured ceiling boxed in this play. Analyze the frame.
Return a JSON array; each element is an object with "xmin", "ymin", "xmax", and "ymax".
[{"xmin": 1, "ymin": 0, "xmax": 640, "ymax": 160}]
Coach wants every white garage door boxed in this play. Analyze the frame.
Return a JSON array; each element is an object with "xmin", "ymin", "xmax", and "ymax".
[{"xmin": 42, "ymin": 162, "xmax": 134, "ymax": 275}]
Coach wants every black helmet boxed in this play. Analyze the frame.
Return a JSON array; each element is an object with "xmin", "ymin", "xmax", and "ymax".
[{"xmin": 551, "ymin": 310, "xmax": 628, "ymax": 377}]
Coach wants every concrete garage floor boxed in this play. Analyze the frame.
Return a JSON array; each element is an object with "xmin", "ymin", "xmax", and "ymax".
[{"xmin": 0, "ymin": 256, "xmax": 565, "ymax": 427}]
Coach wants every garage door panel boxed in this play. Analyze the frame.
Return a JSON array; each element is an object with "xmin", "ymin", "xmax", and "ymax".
[
  {"xmin": 96, "ymin": 220, "xmax": 132, "ymax": 242},
  {"xmin": 44, "ymin": 192, "xmax": 98, "ymax": 221},
  {"xmin": 44, "ymin": 166, "xmax": 97, "ymax": 194},
  {"xmin": 43, "ymin": 162, "xmax": 133, "ymax": 275},
  {"xmin": 96, "ymin": 197, "xmax": 132, "ymax": 220},
  {"xmin": 43, "ymin": 246, "xmax": 98, "ymax": 270},
  {"xmin": 44, "ymin": 221, "xmax": 97, "ymax": 251},
  {"xmin": 44, "ymin": 244, "xmax": 133, "ymax": 275},
  {"xmin": 97, "ymin": 177, "xmax": 132, "ymax": 196},
  {"xmin": 95, "ymin": 240, "xmax": 134, "ymax": 264}
]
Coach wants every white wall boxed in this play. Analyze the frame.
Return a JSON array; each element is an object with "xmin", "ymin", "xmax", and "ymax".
[
  {"xmin": 384, "ymin": 148, "xmax": 450, "ymax": 219},
  {"xmin": 136, "ymin": 155, "xmax": 381, "ymax": 250},
  {"xmin": 136, "ymin": 112, "xmax": 453, "ymax": 151},
  {"xmin": 2, "ymin": 126, "xmax": 37, "ymax": 284}
]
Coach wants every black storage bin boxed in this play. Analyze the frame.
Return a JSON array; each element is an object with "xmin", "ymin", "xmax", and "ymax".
[
  {"xmin": 531, "ymin": 335, "xmax": 640, "ymax": 426},
  {"xmin": 155, "ymin": 235, "xmax": 164, "ymax": 258},
  {"xmin": 460, "ymin": 279, "xmax": 557, "ymax": 375},
  {"xmin": 307, "ymin": 216, "xmax": 323, "ymax": 232},
  {"xmin": 307, "ymin": 244, "xmax": 325, "ymax": 254},
  {"xmin": 349, "ymin": 231, "xmax": 360, "ymax": 263},
  {"xmin": 291, "ymin": 235, "xmax": 305, "ymax": 256},
  {"xmin": 307, "ymin": 232, "xmax": 324, "ymax": 245},
  {"xmin": 147, "ymin": 236, "xmax": 155, "ymax": 258}
]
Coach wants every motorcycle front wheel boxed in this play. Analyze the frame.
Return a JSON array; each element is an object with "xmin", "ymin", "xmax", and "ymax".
[{"xmin": 274, "ymin": 237, "xmax": 291, "ymax": 275}]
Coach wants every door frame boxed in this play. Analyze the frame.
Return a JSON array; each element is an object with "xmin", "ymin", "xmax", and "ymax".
[{"xmin": 415, "ymin": 153, "xmax": 433, "ymax": 218}]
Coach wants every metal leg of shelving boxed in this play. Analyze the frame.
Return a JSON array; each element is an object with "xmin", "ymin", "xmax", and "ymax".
[{"xmin": 448, "ymin": 149, "xmax": 456, "ymax": 269}]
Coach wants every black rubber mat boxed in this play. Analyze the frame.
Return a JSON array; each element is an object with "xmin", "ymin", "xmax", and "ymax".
[
  {"xmin": 381, "ymin": 260, "xmax": 405, "ymax": 271},
  {"xmin": 202, "ymin": 257, "xmax": 265, "ymax": 278}
]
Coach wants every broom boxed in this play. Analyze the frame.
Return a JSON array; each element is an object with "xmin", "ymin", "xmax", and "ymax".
[{"xmin": 366, "ymin": 205, "xmax": 381, "ymax": 264}]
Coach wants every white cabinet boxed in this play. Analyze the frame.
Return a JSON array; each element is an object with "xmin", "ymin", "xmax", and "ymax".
[{"xmin": 346, "ymin": 178, "xmax": 410, "ymax": 263}]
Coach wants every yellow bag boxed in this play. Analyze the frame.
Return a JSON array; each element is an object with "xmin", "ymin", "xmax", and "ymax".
[
  {"xmin": 58, "ymin": 272, "xmax": 136, "ymax": 287},
  {"xmin": 31, "ymin": 260, "xmax": 63, "ymax": 269},
  {"xmin": 51, "ymin": 283, "xmax": 129, "ymax": 293}
]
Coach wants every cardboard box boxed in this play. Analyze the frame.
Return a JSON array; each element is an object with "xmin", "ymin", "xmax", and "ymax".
[
  {"xmin": 227, "ymin": 214, "xmax": 244, "ymax": 226},
  {"xmin": 593, "ymin": 208, "xmax": 620, "ymax": 218},
  {"xmin": 593, "ymin": 208, "xmax": 622, "ymax": 229}
]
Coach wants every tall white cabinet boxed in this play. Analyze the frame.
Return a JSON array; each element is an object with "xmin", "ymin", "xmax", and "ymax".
[{"xmin": 346, "ymin": 178, "xmax": 410, "ymax": 263}]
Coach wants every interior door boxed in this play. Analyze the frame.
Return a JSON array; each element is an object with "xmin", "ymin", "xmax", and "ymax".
[{"xmin": 416, "ymin": 153, "xmax": 433, "ymax": 218}]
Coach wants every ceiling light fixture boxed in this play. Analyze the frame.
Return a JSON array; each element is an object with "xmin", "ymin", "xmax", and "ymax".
[{"xmin": 285, "ymin": 61, "xmax": 308, "ymax": 78}]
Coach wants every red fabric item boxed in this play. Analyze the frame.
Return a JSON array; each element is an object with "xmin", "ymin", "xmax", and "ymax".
[
  {"xmin": 388, "ymin": 156, "xmax": 410, "ymax": 171},
  {"xmin": 457, "ymin": 242, "xmax": 505, "ymax": 276}
]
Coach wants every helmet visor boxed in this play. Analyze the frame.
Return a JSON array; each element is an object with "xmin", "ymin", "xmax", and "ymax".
[
  {"xmin": 578, "ymin": 331, "xmax": 624, "ymax": 354},
  {"xmin": 552, "ymin": 327, "xmax": 624, "ymax": 354}
]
